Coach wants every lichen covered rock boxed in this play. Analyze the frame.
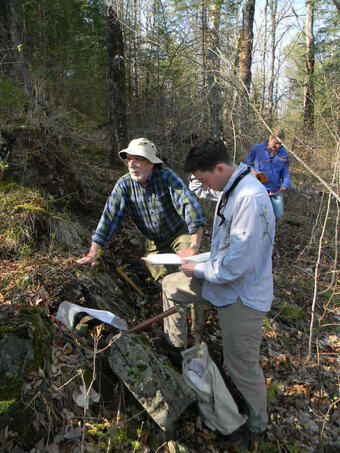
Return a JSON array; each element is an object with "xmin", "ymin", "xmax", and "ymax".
[{"xmin": 108, "ymin": 334, "xmax": 196, "ymax": 433}]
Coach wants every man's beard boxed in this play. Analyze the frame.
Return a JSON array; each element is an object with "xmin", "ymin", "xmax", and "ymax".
[{"xmin": 129, "ymin": 169, "xmax": 144, "ymax": 182}]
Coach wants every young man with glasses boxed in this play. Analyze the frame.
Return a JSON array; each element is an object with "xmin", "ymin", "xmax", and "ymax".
[{"xmin": 161, "ymin": 138, "xmax": 275, "ymax": 450}]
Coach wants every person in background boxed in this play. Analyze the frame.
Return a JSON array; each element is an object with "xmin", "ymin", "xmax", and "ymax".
[
  {"xmin": 245, "ymin": 126, "xmax": 290, "ymax": 222},
  {"xmin": 162, "ymin": 138, "xmax": 275, "ymax": 450},
  {"xmin": 77, "ymin": 138, "xmax": 206, "ymax": 340}
]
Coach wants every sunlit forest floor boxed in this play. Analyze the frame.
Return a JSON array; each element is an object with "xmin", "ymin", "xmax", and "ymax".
[{"xmin": 0, "ymin": 127, "xmax": 339, "ymax": 453}]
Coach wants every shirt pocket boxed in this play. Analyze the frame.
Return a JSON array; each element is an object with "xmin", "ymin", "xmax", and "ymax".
[
  {"xmin": 255, "ymin": 156, "xmax": 266, "ymax": 172},
  {"xmin": 151, "ymin": 193, "xmax": 168, "ymax": 214}
]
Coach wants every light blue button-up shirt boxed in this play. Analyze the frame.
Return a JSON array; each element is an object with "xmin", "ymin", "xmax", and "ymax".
[{"xmin": 189, "ymin": 163, "xmax": 275, "ymax": 312}]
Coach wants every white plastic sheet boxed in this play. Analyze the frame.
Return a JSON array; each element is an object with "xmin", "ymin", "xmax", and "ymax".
[{"xmin": 56, "ymin": 301, "xmax": 128, "ymax": 330}]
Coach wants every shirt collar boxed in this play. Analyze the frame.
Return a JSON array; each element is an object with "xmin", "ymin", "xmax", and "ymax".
[
  {"xmin": 222, "ymin": 163, "xmax": 248, "ymax": 194},
  {"xmin": 131, "ymin": 166, "xmax": 157, "ymax": 188},
  {"xmin": 266, "ymin": 140, "xmax": 281, "ymax": 154},
  {"xmin": 145, "ymin": 166, "xmax": 156, "ymax": 186}
]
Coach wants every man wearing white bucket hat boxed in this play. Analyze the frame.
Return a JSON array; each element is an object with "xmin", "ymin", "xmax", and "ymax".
[{"xmin": 77, "ymin": 138, "xmax": 206, "ymax": 339}]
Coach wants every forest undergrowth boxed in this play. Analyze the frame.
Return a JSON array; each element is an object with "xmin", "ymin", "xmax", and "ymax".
[{"xmin": 0, "ymin": 132, "xmax": 339, "ymax": 453}]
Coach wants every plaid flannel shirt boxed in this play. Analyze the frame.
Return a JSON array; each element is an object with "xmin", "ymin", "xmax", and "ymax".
[{"xmin": 92, "ymin": 166, "xmax": 205, "ymax": 246}]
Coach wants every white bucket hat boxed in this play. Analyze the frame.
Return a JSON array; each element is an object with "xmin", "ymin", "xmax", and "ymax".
[{"xmin": 118, "ymin": 138, "xmax": 163, "ymax": 164}]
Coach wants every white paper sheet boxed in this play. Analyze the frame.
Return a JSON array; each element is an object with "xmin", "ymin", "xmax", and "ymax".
[{"xmin": 145, "ymin": 251, "xmax": 210, "ymax": 265}]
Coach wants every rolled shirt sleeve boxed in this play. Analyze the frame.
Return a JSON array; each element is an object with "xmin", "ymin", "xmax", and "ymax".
[
  {"xmin": 92, "ymin": 182, "xmax": 126, "ymax": 247},
  {"xmin": 280, "ymin": 153, "xmax": 290, "ymax": 189}
]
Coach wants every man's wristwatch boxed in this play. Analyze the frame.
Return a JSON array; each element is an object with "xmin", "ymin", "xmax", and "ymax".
[{"xmin": 189, "ymin": 243, "xmax": 199, "ymax": 250}]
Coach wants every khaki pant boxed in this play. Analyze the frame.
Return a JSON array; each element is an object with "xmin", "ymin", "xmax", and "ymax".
[
  {"xmin": 162, "ymin": 271, "xmax": 268, "ymax": 434},
  {"xmin": 144, "ymin": 231, "xmax": 204, "ymax": 337}
]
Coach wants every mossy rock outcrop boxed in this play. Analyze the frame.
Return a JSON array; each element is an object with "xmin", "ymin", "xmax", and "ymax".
[
  {"xmin": 0, "ymin": 180, "xmax": 85, "ymax": 256},
  {"xmin": 0, "ymin": 307, "xmax": 53, "ymax": 448},
  {"xmin": 0, "ymin": 126, "xmax": 106, "ymax": 215}
]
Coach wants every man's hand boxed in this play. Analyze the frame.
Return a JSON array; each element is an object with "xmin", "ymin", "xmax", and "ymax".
[
  {"xmin": 77, "ymin": 242, "xmax": 100, "ymax": 267},
  {"xmin": 250, "ymin": 168, "xmax": 257, "ymax": 176},
  {"xmin": 177, "ymin": 248, "xmax": 198, "ymax": 258},
  {"xmin": 180, "ymin": 261, "xmax": 196, "ymax": 277},
  {"xmin": 77, "ymin": 255, "xmax": 97, "ymax": 267},
  {"xmin": 280, "ymin": 187, "xmax": 288, "ymax": 191}
]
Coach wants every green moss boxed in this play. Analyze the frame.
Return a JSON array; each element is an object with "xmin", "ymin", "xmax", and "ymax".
[
  {"xmin": 4, "ymin": 398, "xmax": 46, "ymax": 448},
  {"xmin": 267, "ymin": 381, "xmax": 280, "ymax": 406},
  {"xmin": 0, "ymin": 181, "xmax": 23, "ymax": 194},
  {"xmin": 131, "ymin": 440, "xmax": 141, "ymax": 450},
  {"xmin": 27, "ymin": 308, "xmax": 52, "ymax": 372},
  {"xmin": 283, "ymin": 442, "xmax": 307, "ymax": 453},
  {"xmin": 127, "ymin": 369, "xmax": 139, "ymax": 382},
  {"xmin": 12, "ymin": 203, "xmax": 47, "ymax": 213},
  {"xmin": 111, "ymin": 427, "xmax": 128, "ymax": 447},
  {"xmin": 279, "ymin": 303, "xmax": 307, "ymax": 329},
  {"xmin": 137, "ymin": 363, "xmax": 148, "ymax": 372},
  {"xmin": 0, "ymin": 181, "xmax": 81, "ymax": 255},
  {"xmin": 135, "ymin": 334, "xmax": 152, "ymax": 348},
  {"xmin": 294, "ymin": 278, "xmax": 314, "ymax": 291},
  {"xmin": 0, "ymin": 307, "xmax": 52, "ymax": 402},
  {"xmin": 262, "ymin": 315, "xmax": 271, "ymax": 333},
  {"xmin": 293, "ymin": 279, "xmax": 315, "ymax": 305},
  {"xmin": 86, "ymin": 423, "xmax": 129, "ymax": 450},
  {"xmin": 0, "ymin": 399, "xmax": 16, "ymax": 415},
  {"xmin": 281, "ymin": 303, "xmax": 307, "ymax": 320}
]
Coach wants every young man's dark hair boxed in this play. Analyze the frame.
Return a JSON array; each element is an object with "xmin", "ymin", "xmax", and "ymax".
[{"xmin": 184, "ymin": 138, "xmax": 233, "ymax": 173}]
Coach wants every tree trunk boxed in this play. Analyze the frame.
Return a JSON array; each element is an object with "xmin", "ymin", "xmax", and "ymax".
[
  {"xmin": 200, "ymin": 0, "xmax": 209, "ymax": 131},
  {"xmin": 207, "ymin": 1, "xmax": 223, "ymax": 138},
  {"xmin": 201, "ymin": 1, "xmax": 208, "ymax": 90},
  {"xmin": 239, "ymin": 0, "xmax": 255, "ymax": 94},
  {"xmin": 133, "ymin": 0, "xmax": 139, "ymax": 101},
  {"xmin": 304, "ymin": 0, "xmax": 315, "ymax": 134},
  {"xmin": 105, "ymin": 1, "xmax": 128, "ymax": 167},
  {"xmin": 268, "ymin": 0, "xmax": 277, "ymax": 125},
  {"xmin": 238, "ymin": 0, "xmax": 255, "ymax": 143},
  {"xmin": 260, "ymin": 0, "xmax": 268, "ymax": 116},
  {"xmin": 9, "ymin": 0, "xmax": 31, "ymax": 97},
  {"xmin": 9, "ymin": 0, "xmax": 49, "ymax": 114}
]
